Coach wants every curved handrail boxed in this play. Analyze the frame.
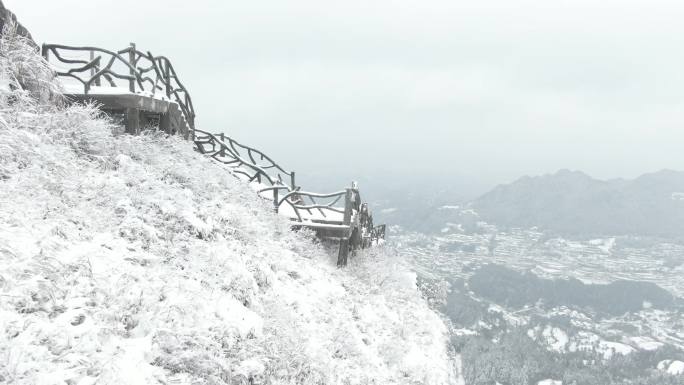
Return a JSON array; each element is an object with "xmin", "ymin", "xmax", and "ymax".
[
  {"xmin": 41, "ymin": 42, "xmax": 385, "ymax": 257},
  {"xmin": 42, "ymin": 43, "xmax": 196, "ymax": 131},
  {"xmin": 200, "ymin": 128, "xmax": 386, "ymax": 260},
  {"xmin": 194, "ymin": 128, "xmax": 294, "ymax": 189},
  {"xmin": 277, "ymin": 190, "xmax": 346, "ymax": 218},
  {"xmin": 222, "ymin": 135, "xmax": 292, "ymax": 179},
  {"xmin": 152, "ymin": 54, "xmax": 195, "ymax": 129},
  {"xmin": 195, "ymin": 131, "xmax": 358, "ymax": 226},
  {"xmin": 44, "ymin": 45, "xmax": 144, "ymax": 92}
]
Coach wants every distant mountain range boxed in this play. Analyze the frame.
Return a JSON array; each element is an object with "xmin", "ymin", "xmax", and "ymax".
[{"xmin": 472, "ymin": 169, "xmax": 684, "ymax": 239}]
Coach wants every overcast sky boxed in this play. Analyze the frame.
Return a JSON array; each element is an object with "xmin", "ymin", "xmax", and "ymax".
[{"xmin": 7, "ymin": 0, "xmax": 684, "ymax": 187}]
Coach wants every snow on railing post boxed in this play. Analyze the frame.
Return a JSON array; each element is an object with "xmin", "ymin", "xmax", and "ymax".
[
  {"xmin": 351, "ymin": 181, "xmax": 361, "ymax": 211},
  {"xmin": 273, "ymin": 188, "xmax": 279, "ymax": 213},
  {"xmin": 89, "ymin": 50, "xmax": 101, "ymax": 87},
  {"xmin": 90, "ymin": 50, "xmax": 95, "ymax": 79},
  {"xmin": 128, "ymin": 42, "xmax": 136, "ymax": 93},
  {"xmin": 337, "ymin": 187, "xmax": 354, "ymax": 266},
  {"xmin": 343, "ymin": 187, "xmax": 353, "ymax": 227},
  {"xmin": 219, "ymin": 133, "xmax": 226, "ymax": 157},
  {"xmin": 164, "ymin": 61, "xmax": 171, "ymax": 98},
  {"xmin": 43, "ymin": 43, "xmax": 196, "ymax": 140},
  {"xmin": 378, "ymin": 225, "xmax": 386, "ymax": 243}
]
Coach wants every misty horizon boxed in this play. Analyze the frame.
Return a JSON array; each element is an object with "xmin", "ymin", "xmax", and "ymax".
[{"xmin": 8, "ymin": 0, "xmax": 684, "ymax": 185}]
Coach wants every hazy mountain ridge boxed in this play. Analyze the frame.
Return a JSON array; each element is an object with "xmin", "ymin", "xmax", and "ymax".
[{"xmin": 473, "ymin": 169, "xmax": 684, "ymax": 239}]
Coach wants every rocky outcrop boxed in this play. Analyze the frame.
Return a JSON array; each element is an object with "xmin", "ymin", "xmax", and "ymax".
[{"xmin": 0, "ymin": 0, "xmax": 35, "ymax": 45}]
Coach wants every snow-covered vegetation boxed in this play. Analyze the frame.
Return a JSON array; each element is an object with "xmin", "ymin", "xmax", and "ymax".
[{"xmin": 0, "ymin": 25, "xmax": 458, "ymax": 384}]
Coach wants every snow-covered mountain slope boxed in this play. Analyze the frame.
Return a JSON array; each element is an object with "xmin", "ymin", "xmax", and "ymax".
[{"xmin": 0, "ymin": 31, "xmax": 458, "ymax": 384}]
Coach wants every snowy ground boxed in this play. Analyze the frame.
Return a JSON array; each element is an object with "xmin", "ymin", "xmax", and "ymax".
[{"xmin": 0, "ymin": 31, "xmax": 460, "ymax": 384}]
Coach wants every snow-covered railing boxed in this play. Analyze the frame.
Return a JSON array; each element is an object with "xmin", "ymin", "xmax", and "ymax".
[
  {"xmin": 371, "ymin": 224, "xmax": 386, "ymax": 244},
  {"xmin": 264, "ymin": 188, "xmax": 347, "ymax": 220},
  {"xmin": 194, "ymin": 129, "xmax": 295, "ymax": 190},
  {"xmin": 41, "ymin": 42, "xmax": 384, "ymax": 264},
  {"xmin": 193, "ymin": 129, "xmax": 385, "ymax": 265},
  {"xmin": 41, "ymin": 42, "xmax": 195, "ymax": 131}
]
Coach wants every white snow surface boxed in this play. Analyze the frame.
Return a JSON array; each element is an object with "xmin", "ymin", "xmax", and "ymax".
[
  {"xmin": 0, "ymin": 74, "xmax": 458, "ymax": 383},
  {"xmin": 670, "ymin": 361, "xmax": 684, "ymax": 375},
  {"xmin": 438, "ymin": 205, "xmax": 460, "ymax": 210},
  {"xmin": 61, "ymin": 84, "xmax": 175, "ymax": 103},
  {"xmin": 629, "ymin": 336, "xmax": 664, "ymax": 351},
  {"xmin": 598, "ymin": 341, "xmax": 635, "ymax": 359},
  {"xmin": 541, "ymin": 326, "xmax": 569, "ymax": 353},
  {"xmin": 380, "ymin": 207, "xmax": 398, "ymax": 214},
  {"xmin": 658, "ymin": 360, "xmax": 684, "ymax": 375},
  {"xmin": 566, "ymin": 332, "xmax": 635, "ymax": 359},
  {"xmin": 671, "ymin": 192, "xmax": 684, "ymax": 201}
]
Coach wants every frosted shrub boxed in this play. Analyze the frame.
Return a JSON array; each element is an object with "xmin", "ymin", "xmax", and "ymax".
[
  {"xmin": 0, "ymin": 15, "xmax": 458, "ymax": 384},
  {"xmin": 0, "ymin": 20, "xmax": 61, "ymax": 104},
  {"xmin": 0, "ymin": 27, "xmax": 118, "ymax": 181}
]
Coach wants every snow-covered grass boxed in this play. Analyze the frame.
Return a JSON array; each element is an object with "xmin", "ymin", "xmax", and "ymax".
[
  {"xmin": 0, "ymin": 27, "xmax": 457, "ymax": 384},
  {"xmin": 0, "ymin": 21, "xmax": 61, "ymax": 105}
]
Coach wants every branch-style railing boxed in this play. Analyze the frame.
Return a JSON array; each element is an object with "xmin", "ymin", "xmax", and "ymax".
[
  {"xmin": 41, "ymin": 41, "xmax": 384, "ymax": 265},
  {"xmin": 193, "ymin": 129, "xmax": 385, "ymax": 263},
  {"xmin": 265, "ymin": 188, "xmax": 353, "ymax": 222},
  {"xmin": 195, "ymin": 128, "xmax": 353, "ymax": 222},
  {"xmin": 41, "ymin": 43, "xmax": 195, "ymax": 130},
  {"xmin": 194, "ymin": 129, "xmax": 295, "ymax": 190},
  {"xmin": 371, "ymin": 225, "xmax": 386, "ymax": 244}
]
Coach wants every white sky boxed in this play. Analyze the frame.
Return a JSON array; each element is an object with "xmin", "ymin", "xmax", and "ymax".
[{"xmin": 7, "ymin": 0, "xmax": 684, "ymax": 185}]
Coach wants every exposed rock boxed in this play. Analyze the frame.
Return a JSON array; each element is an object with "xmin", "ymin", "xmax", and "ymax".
[{"xmin": 0, "ymin": 0, "xmax": 35, "ymax": 46}]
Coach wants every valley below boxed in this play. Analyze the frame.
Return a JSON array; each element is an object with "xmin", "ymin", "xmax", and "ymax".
[{"xmin": 389, "ymin": 211, "xmax": 684, "ymax": 384}]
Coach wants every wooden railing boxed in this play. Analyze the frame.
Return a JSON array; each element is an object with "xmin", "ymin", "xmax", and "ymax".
[
  {"xmin": 41, "ymin": 43, "xmax": 195, "ymax": 131},
  {"xmin": 42, "ymin": 42, "xmax": 385, "ymax": 265},
  {"xmin": 371, "ymin": 224, "xmax": 386, "ymax": 244},
  {"xmin": 270, "ymin": 189, "xmax": 350, "ymax": 220},
  {"xmin": 194, "ymin": 128, "xmax": 385, "ymax": 264},
  {"xmin": 194, "ymin": 129, "xmax": 295, "ymax": 190}
]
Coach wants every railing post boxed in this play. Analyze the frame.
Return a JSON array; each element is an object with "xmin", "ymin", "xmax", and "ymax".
[
  {"xmin": 290, "ymin": 172, "xmax": 296, "ymax": 190},
  {"xmin": 41, "ymin": 44, "xmax": 48, "ymax": 60},
  {"xmin": 337, "ymin": 188, "xmax": 353, "ymax": 266},
  {"xmin": 90, "ymin": 50, "xmax": 101, "ymax": 87},
  {"xmin": 160, "ymin": 102, "xmax": 178, "ymax": 135},
  {"xmin": 344, "ymin": 188, "xmax": 354, "ymax": 227},
  {"xmin": 125, "ymin": 108, "xmax": 140, "ymax": 135},
  {"xmin": 128, "ymin": 42, "xmax": 136, "ymax": 93},
  {"xmin": 360, "ymin": 202, "xmax": 369, "ymax": 245},
  {"xmin": 165, "ymin": 61, "xmax": 171, "ymax": 98},
  {"xmin": 273, "ymin": 188, "xmax": 279, "ymax": 213},
  {"xmin": 219, "ymin": 133, "xmax": 225, "ymax": 157}
]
